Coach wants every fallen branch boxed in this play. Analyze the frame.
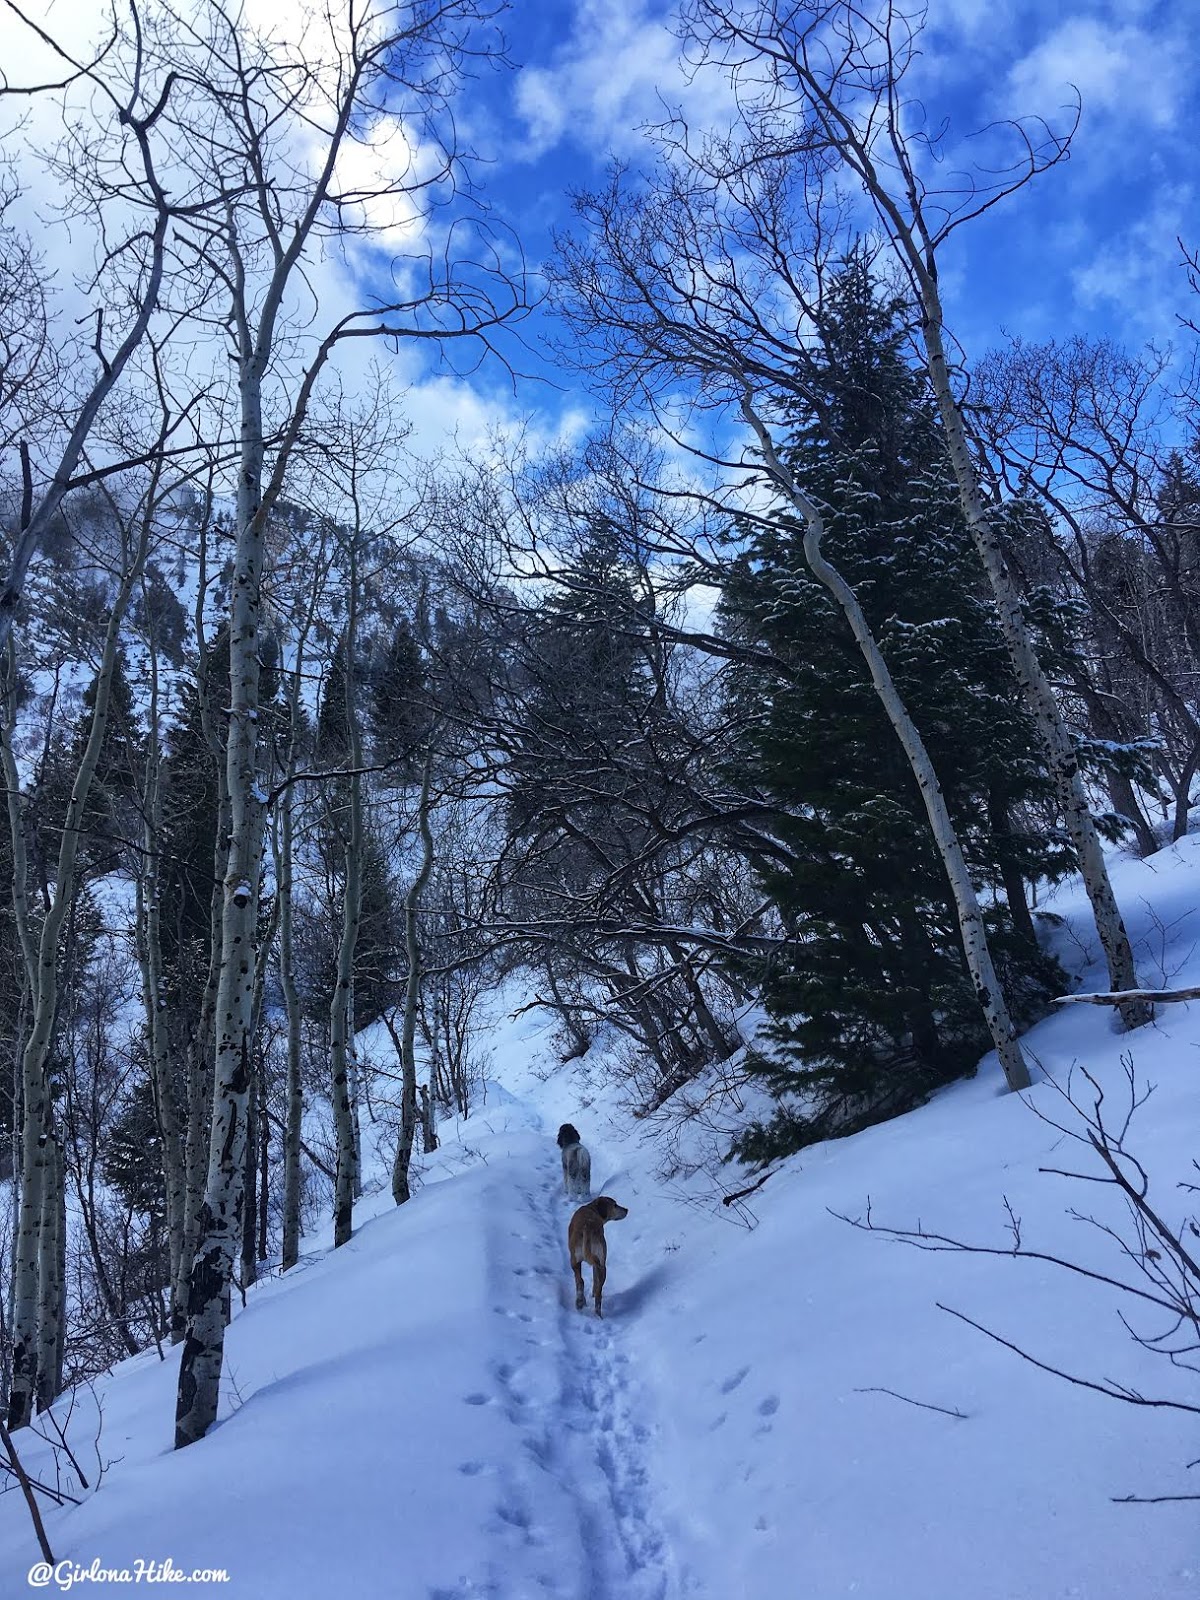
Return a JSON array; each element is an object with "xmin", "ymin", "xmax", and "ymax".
[
  {"xmin": 1112, "ymin": 1493, "xmax": 1200, "ymax": 1504},
  {"xmin": 0, "ymin": 1417, "xmax": 55, "ymax": 1563},
  {"xmin": 1053, "ymin": 986, "xmax": 1198, "ymax": 1007},
  {"xmin": 0, "ymin": 1459, "xmax": 81, "ymax": 1505},
  {"xmin": 853, "ymin": 1386, "xmax": 967, "ymax": 1420},
  {"xmin": 722, "ymin": 1170, "xmax": 774, "ymax": 1207}
]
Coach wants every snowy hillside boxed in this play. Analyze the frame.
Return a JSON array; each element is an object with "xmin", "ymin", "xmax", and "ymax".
[{"xmin": 1, "ymin": 840, "xmax": 1198, "ymax": 1599}]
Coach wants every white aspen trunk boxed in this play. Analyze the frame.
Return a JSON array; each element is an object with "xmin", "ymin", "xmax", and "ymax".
[
  {"xmin": 917, "ymin": 290, "xmax": 1149, "ymax": 1028},
  {"xmin": 350, "ymin": 1057, "xmax": 364, "ymax": 1194},
  {"xmin": 348, "ymin": 991, "xmax": 363, "ymax": 1202},
  {"xmin": 274, "ymin": 582, "xmax": 323, "ymax": 1273},
  {"xmin": 241, "ymin": 891, "xmax": 279, "ymax": 1292},
  {"xmin": 174, "ymin": 344, "xmax": 270, "ymax": 1448},
  {"xmin": 392, "ymin": 761, "xmax": 435, "ymax": 1205},
  {"xmin": 240, "ymin": 1074, "xmax": 258, "ymax": 1294},
  {"xmin": 177, "ymin": 637, "xmax": 229, "ymax": 1335},
  {"xmin": 34, "ymin": 1138, "xmax": 64, "ymax": 1413},
  {"xmin": 275, "ymin": 783, "xmax": 305, "ymax": 1273},
  {"xmin": 3, "ymin": 643, "xmax": 36, "ymax": 1388},
  {"xmin": 53, "ymin": 1140, "xmax": 66, "ymax": 1392},
  {"xmin": 742, "ymin": 394, "xmax": 1032, "ymax": 1093},
  {"xmin": 8, "ymin": 538, "xmax": 148, "ymax": 1427},
  {"xmin": 174, "ymin": 88, "xmax": 356, "ymax": 1449},
  {"xmin": 256, "ymin": 1066, "xmax": 270, "ymax": 1266},
  {"xmin": 178, "ymin": 861, "xmax": 220, "ymax": 1327},
  {"xmin": 6, "ymin": 1004, "xmax": 22, "ymax": 1351},
  {"xmin": 2, "ymin": 645, "xmax": 37, "ymax": 995}
]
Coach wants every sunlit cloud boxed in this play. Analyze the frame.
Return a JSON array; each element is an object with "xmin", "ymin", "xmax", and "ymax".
[
  {"xmin": 1006, "ymin": 15, "xmax": 1187, "ymax": 132},
  {"xmin": 513, "ymin": 0, "xmax": 733, "ymax": 161}
]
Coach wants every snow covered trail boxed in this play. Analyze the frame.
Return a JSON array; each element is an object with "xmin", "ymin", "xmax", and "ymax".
[
  {"xmin": 475, "ymin": 1132, "xmax": 686, "ymax": 1600},
  {"xmin": 6, "ymin": 842, "xmax": 1200, "ymax": 1599},
  {"xmin": 0, "ymin": 1070, "xmax": 696, "ymax": 1600}
]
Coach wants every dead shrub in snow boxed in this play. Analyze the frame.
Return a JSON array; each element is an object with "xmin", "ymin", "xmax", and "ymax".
[{"xmin": 840, "ymin": 1056, "xmax": 1200, "ymax": 1502}]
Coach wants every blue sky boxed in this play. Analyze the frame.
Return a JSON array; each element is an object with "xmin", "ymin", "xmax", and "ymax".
[
  {"xmin": 1, "ymin": 0, "xmax": 1194, "ymax": 455},
  {"xmin": 453, "ymin": 0, "xmax": 1199, "ymax": 434}
]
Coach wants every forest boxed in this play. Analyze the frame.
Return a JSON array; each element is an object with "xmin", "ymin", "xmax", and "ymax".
[{"xmin": 0, "ymin": 0, "xmax": 1195, "ymax": 1565}]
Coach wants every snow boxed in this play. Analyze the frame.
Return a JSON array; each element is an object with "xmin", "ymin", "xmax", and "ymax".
[{"xmin": 3, "ymin": 842, "xmax": 1199, "ymax": 1597}]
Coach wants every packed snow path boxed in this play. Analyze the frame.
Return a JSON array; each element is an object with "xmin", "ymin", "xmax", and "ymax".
[{"xmin": 473, "ymin": 1139, "xmax": 683, "ymax": 1600}]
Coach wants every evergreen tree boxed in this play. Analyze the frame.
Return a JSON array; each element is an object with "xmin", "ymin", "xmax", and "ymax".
[
  {"xmin": 38, "ymin": 644, "xmax": 146, "ymax": 878},
  {"xmin": 722, "ymin": 259, "xmax": 1064, "ymax": 1160},
  {"xmin": 103, "ymin": 1074, "xmax": 167, "ymax": 1223},
  {"xmin": 305, "ymin": 638, "xmax": 401, "ymax": 1031},
  {"xmin": 300, "ymin": 803, "xmax": 399, "ymax": 1031},
  {"xmin": 501, "ymin": 532, "xmax": 734, "ymax": 1090},
  {"xmin": 158, "ymin": 630, "xmax": 227, "ymax": 1026},
  {"xmin": 369, "ymin": 618, "xmax": 428, "ymax": 774},
  {"xmin": 315, "ymin": 636, "xmax": 353, "ymax": 768},
  {"xmin": 349, "ymin": 822, "xmax": 398, "ymax": 1027},
  {"xmin": 506, "ymin": 530, "xmax": 659, "ymax": 897}
]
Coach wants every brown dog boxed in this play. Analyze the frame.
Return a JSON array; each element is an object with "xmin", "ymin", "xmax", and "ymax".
[{"xmin": 568, "ymin": 1196, "xmax": 629, "ymax": 1317}]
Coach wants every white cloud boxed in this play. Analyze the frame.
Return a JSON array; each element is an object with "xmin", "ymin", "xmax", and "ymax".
[
  {"xmin": 1006, "ymin": 16, "xmax": 1186, "ymax": 130},
  {"xmin": 1071, "ymin": 180, "xmax": 1194, "ymax": 336},
  {"xmin": 0, "ymin": 0, "xmax": 528, "ymax": 494},
  {"xmin": 513, "ymin": 0, "xmax": 733, "ymax": 161},
  {"xmin": 926, "ymin": 0, "xmax": 1018, "ymax": 47},
  {"xmin": 326, "ymin": 115, "xmax": 435, "ymax": 250}
]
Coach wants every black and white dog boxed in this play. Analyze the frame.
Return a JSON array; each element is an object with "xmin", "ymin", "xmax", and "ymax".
[{"xmin": 557, "ymin": 1123, "xmax": 592, "ymax": 1200}]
